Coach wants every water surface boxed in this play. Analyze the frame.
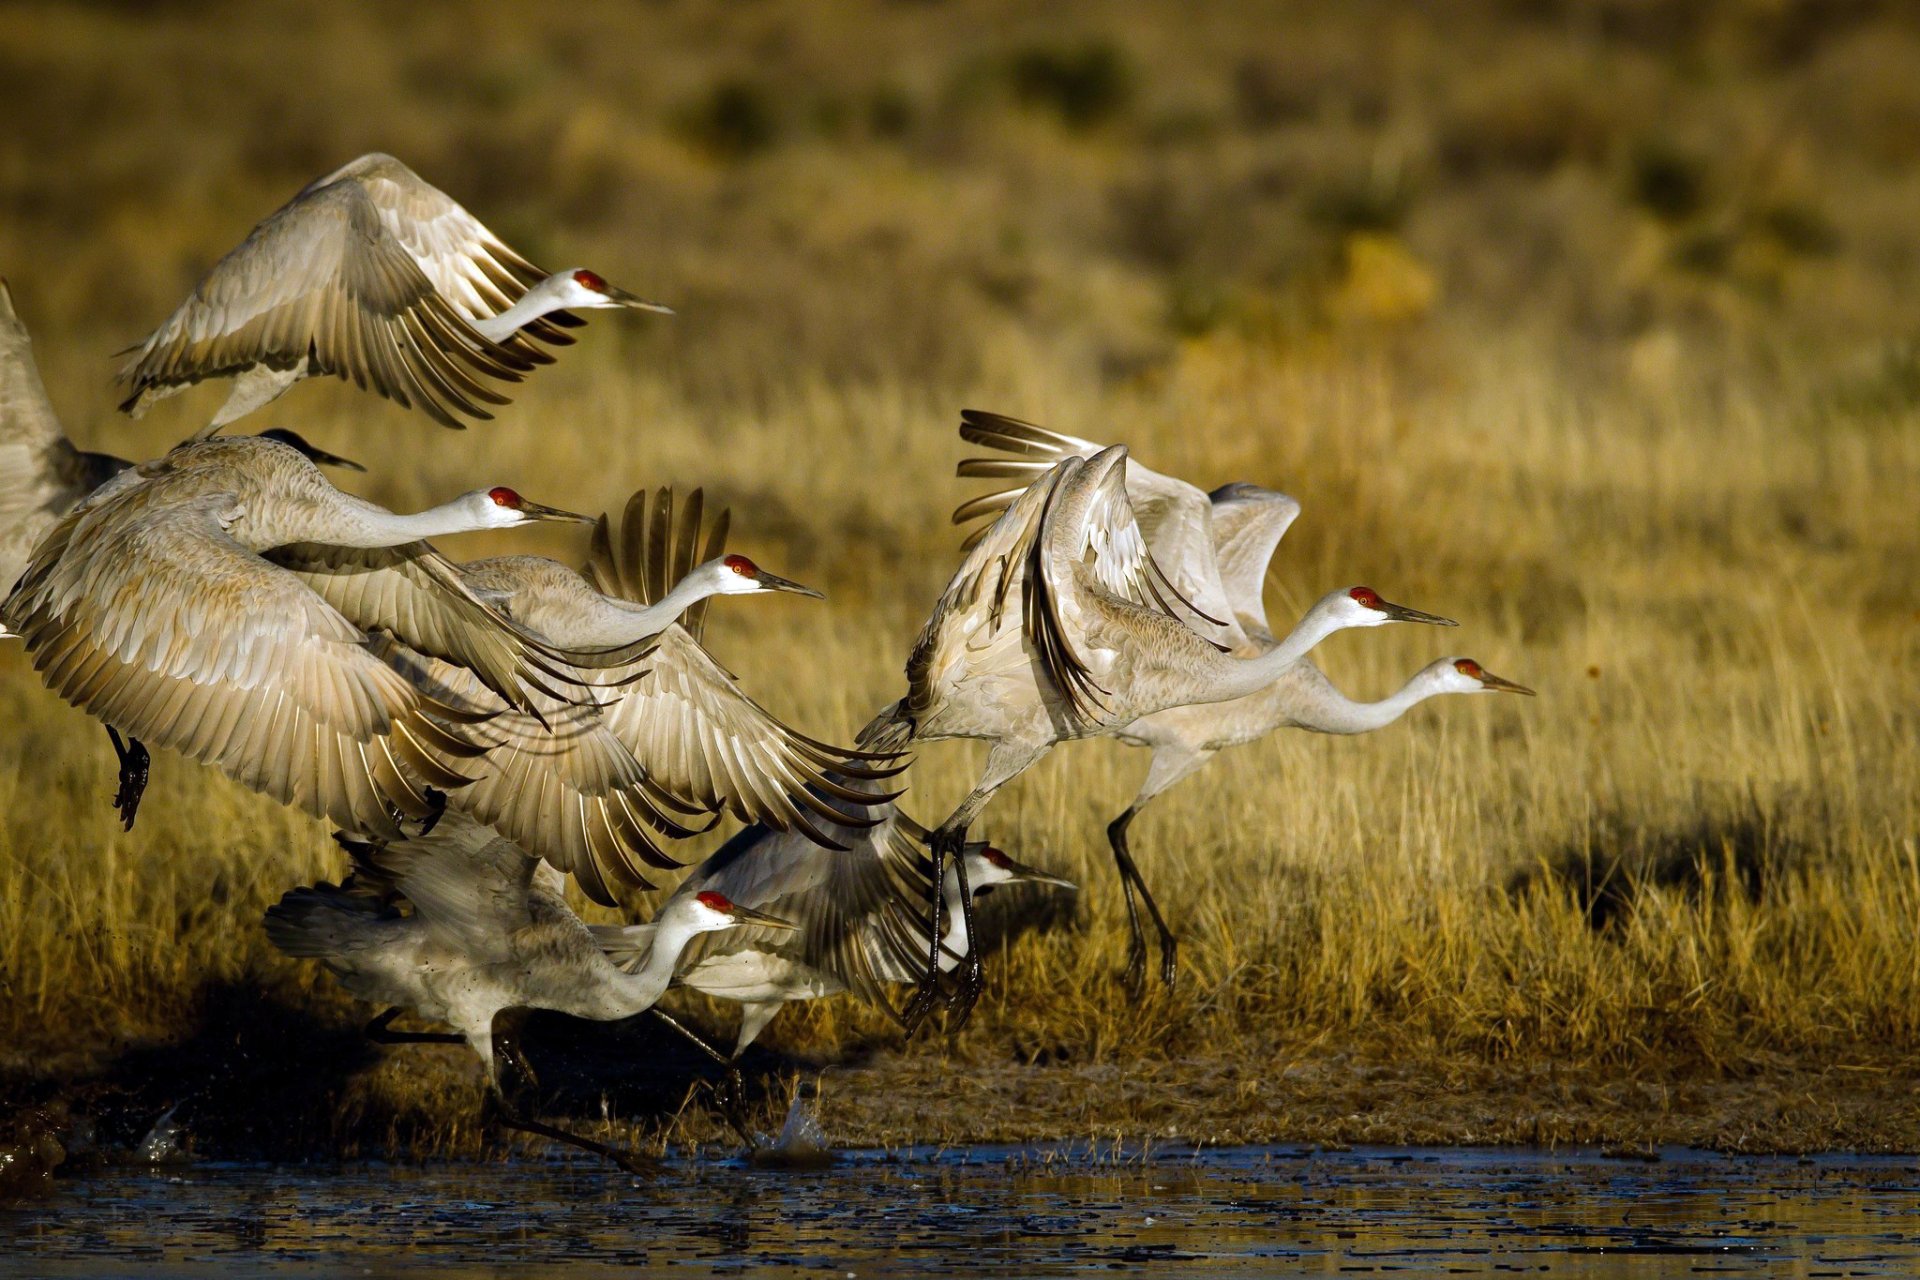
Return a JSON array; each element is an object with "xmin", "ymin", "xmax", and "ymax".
[{"xmin": 6, "ymin": 1145, "xmax": 1918, "ymax": 1277}]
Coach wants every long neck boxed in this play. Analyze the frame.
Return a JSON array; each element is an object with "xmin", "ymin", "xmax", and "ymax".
[
  {"xmin": 1206, "ymin": 601, "xmax": 1353, "ymax": 702},
  {"xmin": 570, "ymin": 570, "xmax": 725, "ymax": 647},
  {"xmin": 603, "ymin": 918, "xmax": 698, "ymax": 1016},
  {"xmin": 1298, "ymin": 670, "xmax": 1447, "ymax": 735},
  {"xmin": 320, "ymin": 493, "xmax": 492, "ymax": 547},
  {"xmin": 472, "ymin": 279, "xmax": 568, "ymax": 342}
]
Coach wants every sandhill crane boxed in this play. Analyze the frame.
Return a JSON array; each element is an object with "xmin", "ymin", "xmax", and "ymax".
[
  {"xmin": 594, "ymin": 785, "xmax": 1074, "ymax": 1065},
  {"xmin": 264, "ymin": 813, "xmax": 792, "ymax": 1172},
  {"xmin": 863, "ymin": 428, "xmax": 1451, "ymax": 1026},
  {"xmin": 0, "ymin": 433, "xmax": 614, "ymax": 832},
  {"xmin": 118, "ymin": 153, "xmax": 670, "ymax": 435},
  {"xmin": 954, "ymin": 412, "xmax": 1529, "ymax": 989},
  {"xmin": 323, "ymin": 486, "xmax": 902, "ymax": 906},
  {"xmin": 0, "ymin": 277, "xmax": 359, "ymax": 603}
]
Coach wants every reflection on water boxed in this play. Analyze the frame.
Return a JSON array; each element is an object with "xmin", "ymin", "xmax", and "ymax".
[{"xmin": 5, "ymin": 1145, "xmax": 1918, "ymax": 1277}]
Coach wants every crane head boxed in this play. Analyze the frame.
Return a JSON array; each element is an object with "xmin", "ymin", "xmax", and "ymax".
[
  {"xmin": 1433, "ymin": 657, "xmax": 1535, "ymax": 696},
  {"xmin": 702, "ymin": 554, "xmax": 825, "ymax": 599},
  {"xmin": 957, "ymin": 843, "xmax": 1078, "ymax": 896},
  {"xmin": 470, "ymin": 486, "xmax": 595, "ymax": 528},
  {"xmin": 556, "ymin": 268, "xmax": 674, "ymax": 315},
  {"xmin": 687, "ymin": 890, "xmax": 797, "ymax": 932},
  {"xmin": 1337, "ymin": 586, "xmax": 1457, "ymax": 628}
]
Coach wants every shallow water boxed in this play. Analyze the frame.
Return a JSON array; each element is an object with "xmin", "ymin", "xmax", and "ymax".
[{"xmin": 5, "ymin": 1145, "xmax": 1918, "ymax": 1277}]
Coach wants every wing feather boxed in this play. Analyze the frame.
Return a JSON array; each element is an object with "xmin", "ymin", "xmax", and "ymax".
[{"xmin": 1, "ymin": 479, "xmax": 484, "ymax": 834}]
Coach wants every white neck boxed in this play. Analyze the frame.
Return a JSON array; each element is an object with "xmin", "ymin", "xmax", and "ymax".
[
  {"xmin": 573, "ymin": 568, "xmax": 729, "ymax": 647},
  {"xmin": 1299, "ymin": 669, "xmax": 1452, "ymax": 735},
  {"xmin": 603, "ymin": 916, "xmax": 701, "ymax": 1016},
  {"xmin": 472, "ymin": 278, "xmax": 570, "ymax": 342},
  {"xmin": 1208, "ymin": 596, "xmax": 1356, "ymax": 701},
  {"xmin": 317, "ymin": 492, "xmax": 502, "ymax": 547}
]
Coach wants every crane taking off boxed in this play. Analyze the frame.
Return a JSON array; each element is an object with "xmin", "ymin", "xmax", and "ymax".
[{"xmin": 118, "ymin": 153, "xmax": 669, "ymax": 435}]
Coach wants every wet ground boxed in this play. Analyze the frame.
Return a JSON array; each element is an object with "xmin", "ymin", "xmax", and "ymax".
[{"xmin": 4, "ymin": 1144, "xmax": 1918, "ymax": 1277}]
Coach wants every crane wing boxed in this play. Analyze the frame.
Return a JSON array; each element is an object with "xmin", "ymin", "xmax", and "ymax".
[
  {"xmin": 615, "ymin": 791, "xmax": 936, "ymax": 1016},
  {"xmin": 1205, "ymin": 483, "xmax": 1302, "ymax": 641},
  {"xmin": 597, "ymin": 624, "xmax": 902, "ymax": 848},
  {"xmin": 339, "ymin": 153, "xmax": 580, "ymax": 355},
  {"xmin": 0, "ymin": 281, "xmax": 104, "ymax": 597},
  {"xmin": 334, "ymin": 813, "xmax": 539, "ymax": 960},
  {"xmin": 0, "ymin": 476, "xmax": 483, "ymax": 835},
  {"xmin": 1028, "ymin": 448, "xmax": 1228, "ymax": 723},
  {"xmin": 583, "ymin": 486, "xmax": 729, "ymax": 645},
  {"xmin": 385, "ymin": 649, "xmax": 694, "ymax": 907},
  {"xmin": 952, "ymin": 410, "xmax": 1241, "ymax": 643},
  {"xmin": 266, "ymin": 541, "xmax": 645, "ymax": 719},
  {"xmin": 116, "ymin": 177, "xmax": 535, "ymax": 428},
  {"xmin": 584, "ymin": 483, "xmax": 902, "ymax": 840}
]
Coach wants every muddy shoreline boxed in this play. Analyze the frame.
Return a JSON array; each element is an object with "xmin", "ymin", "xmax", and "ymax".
[{"xmin": 6, "ymin": 1004, "xmax": 1915, "ymax": 1182}]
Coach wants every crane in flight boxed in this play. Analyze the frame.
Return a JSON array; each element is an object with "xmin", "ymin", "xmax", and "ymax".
[
  {"xmin": 1, "ymin": 276, "xmax": 358, "ymax": 605},
  {"xmin": 863, "ymin": 422, "xmax": 1451, "ymax": 1027},
  {"xmin": 952, "ymin": 412, "xmax": 1530, "ymax": 990},
  {"xmin": 265, "ymin": 813, "xmax": 792, "ymax": 1172},
  {"xmin": 0, "ymin": 432, "xmax": 617, "ymax": 832},
  {"xmin": 117, "ymin": 153, "xmax": 670, "ymax": 435}
]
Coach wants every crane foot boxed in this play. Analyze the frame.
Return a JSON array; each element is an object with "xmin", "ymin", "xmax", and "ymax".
[{"xmin": 106, "ymin": 728, "xmax": 150, "ymax": 831}]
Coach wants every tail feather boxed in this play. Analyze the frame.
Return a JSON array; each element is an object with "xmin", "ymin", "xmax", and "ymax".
[{"xmin": 263, "ymin": 883, "xmax": 394, "ymax": 959}]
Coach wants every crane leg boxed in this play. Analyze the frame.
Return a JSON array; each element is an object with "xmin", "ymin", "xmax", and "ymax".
[
  {"xmin": 365, "ymin": 1006, "xmax": 464, "ymax": 1046},
  {"xmin": 1109, "ymin": 807, "xmax": 1178, "ymax": 990},
  {"xmin": 900, "ymin": 824, "xmax": 961, "ymax": 1036},
  {"xmin": 944, "ymin": 844, "xmax": 986, "ymax": 1030},
  {"xmin": 105, "ymin": 727, "xmax": 150, "ymax": 832},
  {"xmin": 646, "ymin": 1008, "xmax": 760, "ymax": 1150},
  {"xmin": 493, "ymin": 1015, "xmax": 540, "ymax": 1092},
  {"xmin": 489, "ymin": 1087, "xmax": 657, "ymax": 1176}
]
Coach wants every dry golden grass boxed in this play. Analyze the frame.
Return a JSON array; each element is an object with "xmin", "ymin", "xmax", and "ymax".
[{"xmin": 1, "ymin": 0, "xmax": 1916, "ymax": 1148}]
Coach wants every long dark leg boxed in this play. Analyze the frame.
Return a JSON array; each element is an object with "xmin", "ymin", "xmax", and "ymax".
[
  {"xmin": 494, "ymin": 1016, "xmax": 540, "ymax": 1092},
  {"xmin": 1108, "ymin": 809, "xmax": 1150, "ymax": 996},
  {"xmin": 1110, "ymin": 807, "xmax": 1178, "ymax": 988},
  {"xmin": 491, "ymin": 1089, "xmax": 657, "ymax": 1176},
  {"xmin": 647, "ymin": 1008, "xmax": 759, "ymax": 1150},
  {"xmin": 944, "ymin": 846, "xmax": 986, "ymax": 1030},
  {"xmin": 900, "ymin": 824, "xmax": 959, "ymax": 1036},
  {"xmin": 365, "ymin": 1006, "xmax": 464, "ymax": 1046},
  {"xmin": 105, "ymin": 727, "xmax": 150, "ymax": 831}
]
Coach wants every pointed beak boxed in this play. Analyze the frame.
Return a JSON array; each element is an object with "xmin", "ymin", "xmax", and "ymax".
[
  {"xmin": 1003, "ymin": 854, "xmax": 1077, "ymax": 891},
  {"xmin": 603, "ymin": 284, "xmax": 674, "ymax": 316},
  {"xmin": 1476, "ymin": 669, "xmax": 1536, "ymax": 696},
  {"xmin": 1377, "ymin": 598, "xmax": 1458, "ymax": 627},
  {"xmin": 728, "ymin": 903, "xmax": 798, "ymax": 931},
  {"xmin": 752, "ymin": 569, "xmax": 825, "ymax": 600},
  {"xmin": 517, "ymin": 498, "xmax": 597, "ymax": 525}
]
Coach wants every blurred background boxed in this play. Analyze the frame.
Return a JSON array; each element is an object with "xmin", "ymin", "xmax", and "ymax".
[{"xmin": 2, "ymin": 0, "xmax": 1916, "ymax": 1146}]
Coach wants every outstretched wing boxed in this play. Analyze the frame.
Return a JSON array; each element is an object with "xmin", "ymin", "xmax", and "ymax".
[
  {"xmin": 117, "ymin": 175, "xmax": 534, "ymax": 427},
  {"xmin": 267, "ymin": 541, "xmax": 639, "ymax": 720},
  {"xmin": 625, "ymin": 790, "xmax": 936, "ymax": 1017},
  {"xmin": 953, "ymin": 409, "xmax": 1241, "ymax": 644},
  {"xmin": 340, "ymin": 813, "xmax": 540, "ymax": 961},
  {"xmin": 587, "ymin": 484, "xmax": 901, "ymax": 841},
  {"xmin": 1205, "ymin": 482, "xmax": 1301, "ymax": 642},
  {"xmin": 340, "ymin": 152, "xmax": 580, "ymax": 355},
  {"xmin": 0, "ymin": 475, "xmax": 482, "ymax": 835},
  {"xmin": 379, "ymin": 649, "xmax": 693, "ymax": 907}
]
